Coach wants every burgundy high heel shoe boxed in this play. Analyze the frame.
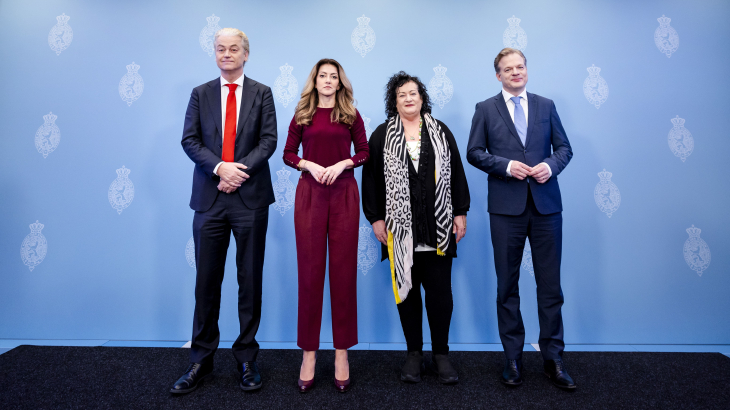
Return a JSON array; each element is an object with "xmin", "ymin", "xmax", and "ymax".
[
  {"xmin": 334, "ymin": 353, "xmax": 351, "ymax": 392},
  {"xmin": 298, "ymin": 377, "xmax": 315, "ymax": 393},
  {"xmin": 334, "ymin": 377, "xmax": 351, "ymax": 393},
  {"xmin": 298, "ymin": 351, "xmax": 317, "ymax": 393}
]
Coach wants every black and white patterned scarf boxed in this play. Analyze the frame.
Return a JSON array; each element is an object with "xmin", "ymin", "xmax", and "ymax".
[{"xmin": 384, "ymin": 113, "xmax": 453, "ymax": 304}]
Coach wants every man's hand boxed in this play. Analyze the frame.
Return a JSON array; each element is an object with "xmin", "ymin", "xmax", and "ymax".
[
  {"xmin": 322, "ymin": 160, "xmax": 351, "ymax": 185},
  {"xmin": 510, "ymin": 161, "xmax": 532, "ymax": 180},
  {"xmin": 453, "ymin": 215, "xmax": 467, "ymax": 243},
  {"xmin": 303, "ymin": 161, "xmax": 326, "ymax": 184},
  {"xmin": 372, "ymin": 220, "xmax": 388, "ymax": 245},
  {"xmin": 217, "ymin": 180, "xmax": 238, "ymax": 194},
  {"xmin": 217, "ymin": 162, "xmax": 249, "ymax": 186},
  {"xmin": 530, "ymin": 163, "xmax": 550, "ymax": 184}
]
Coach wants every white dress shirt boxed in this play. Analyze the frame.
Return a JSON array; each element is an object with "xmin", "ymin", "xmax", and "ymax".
[
  {"xmin": 213, "ymin": 74, "xmax": 244, "ymax": 175},
  {"xmin": 501, "ymin": 88, "xmax": 552, "ymax": 179}
]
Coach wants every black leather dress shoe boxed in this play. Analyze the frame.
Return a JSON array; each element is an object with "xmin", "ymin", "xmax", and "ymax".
[
  {"xmin": 429, "ymin": 354, "xmax": 459, "ymax": 384},
  {"xmin": 501, "ymin": 359, "xmax": 523, "ymax": 386},
  {"xmin": 170, "ymin": 363, "xmax": 213, "ymax": 394},
  {"xmin": 239, "ymin": 361, "xmax": 262, "ymax": 391},
  {"xmin": 400, "ymin": 351, "xmax": 424, "ymax": 383},
  {"xmin": 544, "ymin": 359, "xmax": 576, "ymax": 390}
]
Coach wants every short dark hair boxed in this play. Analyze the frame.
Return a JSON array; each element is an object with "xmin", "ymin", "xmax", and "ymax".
[
  {"xmin": 384, "ymin": 71, "xmax": 432, "ymax": 119},
  {"xmin": 494, "ymin": 48, "xmax": 527, "ymax": 73}
]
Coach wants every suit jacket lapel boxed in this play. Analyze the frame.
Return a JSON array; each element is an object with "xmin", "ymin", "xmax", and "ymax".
[
  {"xmin": 494, "ymin": 93, "xmax": 524, "ymax": 148},
  {"xmin": 206, "ymin": 79, "xmax": 223, "ymax": 143},
  {"xmin": 236, "ymin": 76, "xmax": 258, "ymax": 138},
  {"xmin": 525, "ymin": 92, "xmax": 538, "ymax": 148}
]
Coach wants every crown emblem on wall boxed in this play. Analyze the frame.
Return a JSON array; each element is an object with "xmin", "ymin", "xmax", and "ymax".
[
  {"xmin": 686, "ymin": 225, "xmax": 701, "ymax": 238},
  {"xmin": 56, "ymin": 13, "xmax": 70, "ymax": 25},
  {"xmin": 657, "ymin": 15, "xmax": 671, "ymax": 27},
  {"xmin": 357, "ymin": 15, "xmax": 370, "ymax": 25},
  {"xmin": 670, "ymin": 115, "xmax": 685, "ymax": 127},
  {"xmin": 587, "ymin": 65, "xmax": 601, "ymax": 76},
  {"xmin": 115, "ymin": 165, "xmax": 131, "ymax": 178},
  {"xmin": 276, "ymin": 168, "xmax": 291, "ymax": 179},
  {"xmin": 126, "ymin": 62, "xmax": 140, "ymax": 73},
  {"xmin": 29, "ymin": 220, "xmax": 45, "ymax": 234},
  {"xmin": 433, "ymin": 64, "xmax": 448, "ymax": 76},
  {"xmin": 279, "ymin": 63, "xmax": 294, "ymax": 75},
  {"xmin": 43, "ymin": 112, "xmax": 58, "ymax": 124},
  {"xmin": 206, "ymin": 14, "xmax": 221, "ymax": 25},
  {"xmin": 507, "ymin": 15, "xmax": 521, "ymax": 26},
  {"xmin": 597, "ymin": 169, "xmax": 612, "ymax": 181}
]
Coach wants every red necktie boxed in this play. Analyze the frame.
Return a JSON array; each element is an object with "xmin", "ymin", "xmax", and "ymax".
[{"xmin": 222, "ymin": 83, "xmax": 238, "ymax": 162}]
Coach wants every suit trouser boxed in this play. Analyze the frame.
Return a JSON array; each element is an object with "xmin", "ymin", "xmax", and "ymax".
[
  {"xmin": 489, "ymin": 186, "xmax": 565, "ymax": 361},
  {"xmin": 294, "ymin": 173, "xmax": 359, "ymax": 351},
  {"xmin": 396, "ymin": 251, "xmax": 454, "ymax": 355},
  {"xmin": 190, "ymin": 191, "xmax": 269, "ymax": 365}
]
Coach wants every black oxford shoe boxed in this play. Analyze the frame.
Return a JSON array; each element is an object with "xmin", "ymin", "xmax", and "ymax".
[
  {"xmin": 170, "ymin": 363, "xmax": 213, "ymax": 394},
  {"xmin": 429, "ymin": 354, "xmax": 459, "ymax": 384},
  {"xmin": 501, "ymin": 359, "xmax": 523, "ymax": 386},
  {"xmin": 400, "ymin": 350, "xmax": 424, "ymax": 383},
  {"xmin": 239, "ymin": 361, "xmax": 262, "ymax": 391},
  {"xmin": 544, "ymin": 359, "xmax": 577, "ymax": 390}
]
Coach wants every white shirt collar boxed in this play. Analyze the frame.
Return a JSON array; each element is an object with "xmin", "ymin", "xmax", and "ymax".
[
  {"xmin": 221, "ymin": 74, "xmax": 244, "ymax": 88},
  {"xmin": 502, "ymin": 88, "xmax": 527, "ymax": 103}
]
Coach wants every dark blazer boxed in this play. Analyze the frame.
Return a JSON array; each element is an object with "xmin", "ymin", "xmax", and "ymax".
[
  {"xmin": 181, "ymin": 76, "xmax": 277, "ymax": 212},
  {"xmin": 466, "ymin": 92, "xmax": 572, "ymax": 215},
  {"xmin": 362, "ymin": 119, "xmax": 470, "ymax": 260}
]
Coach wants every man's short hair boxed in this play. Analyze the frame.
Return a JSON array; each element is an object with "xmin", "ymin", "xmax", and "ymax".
[
  {"xmin": 494, "ymin": 48, "xmax": 526, "ymax": 73},
  {"xmin": 214, "ymin": 28, "xmax": 249, "ymax": 54}
]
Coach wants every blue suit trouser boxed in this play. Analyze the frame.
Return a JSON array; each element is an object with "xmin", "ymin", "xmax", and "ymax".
[
  {"xmin": 489, "ymin": 186, "xmax": 565, "ymax": 361},
  {"xmin": 190, "ymin": 191, "xmax": 269, "ymax": 365}
]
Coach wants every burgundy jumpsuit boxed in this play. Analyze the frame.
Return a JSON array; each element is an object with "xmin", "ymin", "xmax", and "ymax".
[{"xmin": 283, "ymin": 108, "xmax": 369, "ymax": 350}]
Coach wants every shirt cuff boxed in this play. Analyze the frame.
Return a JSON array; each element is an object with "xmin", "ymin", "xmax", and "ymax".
[
  {"xmin": 540, "ymin": 162, "xmax": 552, "ymax": 177},
  {"xmin": 506, "ymin": 160, "xmax": 513, "ymax": 177},
  {"xmin": 213, "ymin": 161, "xmax": 224, "ymax": 176}
]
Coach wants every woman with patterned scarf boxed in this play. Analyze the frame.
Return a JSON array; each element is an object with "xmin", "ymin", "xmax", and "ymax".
[{"xmin": 362, "ymin": 71, "xmax": 470, "ymax": 384}]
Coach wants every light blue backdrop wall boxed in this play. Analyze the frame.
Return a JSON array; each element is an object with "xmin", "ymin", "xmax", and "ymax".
[{"xmin": 1, "ymin": 0, "xmax": 728, "ymax": 346}]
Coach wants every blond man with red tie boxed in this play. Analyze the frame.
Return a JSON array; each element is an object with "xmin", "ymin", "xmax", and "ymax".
[{"xmin": 173, "ymin": 28, "xmax": 277, "ymax": 394}]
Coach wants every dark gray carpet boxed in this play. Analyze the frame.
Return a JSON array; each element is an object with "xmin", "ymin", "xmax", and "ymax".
[{"xmin": 0, "ymin": 346, "xmax": 729, "ymax": 409}]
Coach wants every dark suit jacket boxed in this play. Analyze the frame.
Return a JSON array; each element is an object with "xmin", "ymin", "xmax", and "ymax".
[
  {"xmin": 466, "ymin": 92, "xmax": 572, "ymax": 215},
  {"xmin": 181, "ymin": 76, "xmax": 277, "ymax": 212}
]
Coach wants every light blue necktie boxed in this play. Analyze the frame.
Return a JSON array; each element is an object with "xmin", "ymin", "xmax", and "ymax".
[{"xmin": 510, "ymin": 96, "xmax": 527, "ymax": 146}]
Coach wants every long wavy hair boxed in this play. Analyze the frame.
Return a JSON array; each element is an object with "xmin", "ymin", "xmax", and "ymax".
[
  {"xmin": 384, "ymin": 71, "xmax": 432, "ymax": 119},
  {"xmin": 295, "ymin": 59, "xmax": 356, "ymax": 126}
]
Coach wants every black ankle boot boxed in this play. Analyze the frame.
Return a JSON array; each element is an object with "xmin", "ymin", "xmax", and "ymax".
[
  {"xmin": 430, "ymin": 353, "xmax": 459, "ymax": 384},
  {"xmin": 400, "ymin": 351, "xmax": 424, "ymax": 383}
]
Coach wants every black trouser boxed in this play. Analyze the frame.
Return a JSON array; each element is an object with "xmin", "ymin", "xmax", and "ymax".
[
  {"xmin": 396, "ymin": 251, "xmax": 453, "ymax": 355},
  {"xmin": 190, "ymin": 191, "xmax": 269, "ymax": 365},
  {"xmin": 490, "ymin": 186, "xmax": 564, "ymax": 361}
]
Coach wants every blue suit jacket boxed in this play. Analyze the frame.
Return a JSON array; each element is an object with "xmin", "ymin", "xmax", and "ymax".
[
  {"xmin": 466, "ymin": 92, "xmax": 572, "ymax": 215},
  {"xmin": 181, "ymin": 76, "xmax": 277, "ymax": 212}
]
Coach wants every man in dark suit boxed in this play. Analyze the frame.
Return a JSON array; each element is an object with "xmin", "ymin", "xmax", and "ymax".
[
  {"xmin": 171, "ymin": 28, "xmax": 277, "ymax": 394},
  {"xmin": 466, "ymin": 48, "xmax": 575, "ymax": 390}
]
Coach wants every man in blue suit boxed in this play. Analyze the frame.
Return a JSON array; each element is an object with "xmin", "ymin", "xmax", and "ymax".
[
  {"xmin": 467, "ymin": 48, "xmax": 575, "ymax": 390},
  {"xmin": 172, "ymin": 28, "xmax": 277, "ymax": 394}
]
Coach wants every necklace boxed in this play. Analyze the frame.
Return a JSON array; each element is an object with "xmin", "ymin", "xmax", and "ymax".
[
  {"xmin": 406, "ymin": 117, "xmax": 422, "ymax": 141},
  {"xmin": 406, "ymin": 140, "xmax": 421, "ymax": 161},
  {"xmin": 405, "ymin": 117, "xmax": 422, "ymax": 161}
]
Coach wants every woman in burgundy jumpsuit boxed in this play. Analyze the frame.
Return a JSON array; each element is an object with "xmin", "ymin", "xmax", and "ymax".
[{"xmin": 283, "ymin": 59, "xmax": 368, "ymax": 393}]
